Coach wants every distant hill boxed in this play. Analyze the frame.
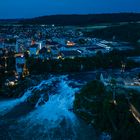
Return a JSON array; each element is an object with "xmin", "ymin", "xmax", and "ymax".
[
  {"xmin": 0, "ymin": 19, "xmax": 20, "ymax": 24},
  {"xmin": 84, "ymin": 23, "xmax": 140, "ymax": 43},
  {"xmin": 19, "ymin": 13, "xmax": 140, "ymax": 25}
]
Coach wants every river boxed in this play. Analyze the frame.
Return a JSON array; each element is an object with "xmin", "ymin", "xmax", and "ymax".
[{"xmin": 0, "ymin": 74, "xmax": 98, "ymax": 140}]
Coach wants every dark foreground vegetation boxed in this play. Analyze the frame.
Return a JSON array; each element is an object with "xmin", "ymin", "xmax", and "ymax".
[
  {"xmin": 27, "ymin": 50, "xmax": 140, "ymax": 75},
  {"xmin": 84, "ymin": 23, "xmax": 140, "ymax": 43},
  {"xmin": 74, "ymin": 80, "xmax": 140, "ymax": 140},
  {"xmin": 1, "ymin": 49, "xmax": 140, "ymax": 98}
]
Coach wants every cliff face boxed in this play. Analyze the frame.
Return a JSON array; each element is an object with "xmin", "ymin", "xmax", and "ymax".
[{"xmin": 74, "ymin": 80, "xmax": 140, "ymax": 140}]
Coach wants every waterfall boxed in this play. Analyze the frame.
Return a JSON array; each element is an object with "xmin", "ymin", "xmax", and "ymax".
[
  {"xmin": 19, "ymin": 76, "xmax": 79, "ymax": 126},
  {"xmin": 0, "ymin": 76, "xmax": 58, "ymax": 116},
  {"xmin": 17, "ymin": 76, "xmax": 80, "ymax": 139},
  {"xmin": 0, "ymin": 75, "xmax": 97, "ymax": 140}
]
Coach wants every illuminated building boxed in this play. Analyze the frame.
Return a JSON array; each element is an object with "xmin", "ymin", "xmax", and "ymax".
[
  {"xmin": 66, "ymin": 41, "xmax": 76, "ymax": 46},
  {"xmin": 15, "ymin": 53, "xmax": 25, "ymax": 75}
]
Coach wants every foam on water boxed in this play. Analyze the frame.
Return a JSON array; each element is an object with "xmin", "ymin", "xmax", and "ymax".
[
  {"xmin": 0, "ymin": 75, "xmax": 97, "ymax": 140},
  {"xmin": 19, "ymin": 76, "xmax": 79, "ymax": 128},
  {"xmin": 0, "ymin": 76, "xmax": 58, "ymax": 116},
  {"xmin": 0, "ymin": 89, "xmax": 33, "ymax": 116},
  {"xmin": 16, "ymin": 76, "xmax": 80, "ymax": 140}
]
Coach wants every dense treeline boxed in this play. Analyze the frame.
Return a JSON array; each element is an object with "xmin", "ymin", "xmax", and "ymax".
[
  {"xmin": 85, "ymin": 23, "xmax": 140, "ymax": 43},
  {"xmin": 0, "ymin": 51, "xmax": 15, "ymax": 90},
  {"xmin": 27, "ymin": 50, "xmax": 140, "ymax": 74},
  {"xmin": 74, "ymin": 80, "xmax": 140, "ymax": 140},
  {"xmin": 20, "ymin": 13, "xmax": 140, "ymax": 25}
]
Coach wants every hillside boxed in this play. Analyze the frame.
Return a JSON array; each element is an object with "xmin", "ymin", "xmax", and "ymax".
[
  {"xmin": 84, "ymin": 23, "xmax": 140, "ymax": 43},
  {"xmin": 19, "ymin": 13, "xmax": 140, "ymax": 25}
]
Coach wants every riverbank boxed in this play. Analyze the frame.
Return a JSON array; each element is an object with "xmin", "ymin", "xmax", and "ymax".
[{"xmin": 74, "ymin": 79, "xmax": 140, "ymax": 140}]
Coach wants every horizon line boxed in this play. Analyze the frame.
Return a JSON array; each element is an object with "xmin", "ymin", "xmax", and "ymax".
[{"xmin": 0, "ymin": 12, "xmax": 140, "ymax": 20}]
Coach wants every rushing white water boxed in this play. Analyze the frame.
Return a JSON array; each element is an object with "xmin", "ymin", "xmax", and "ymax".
[
  {"xmin": 19, "ymin": 76, "xmax": 79, "ymax": 125},
  {"xmin": 0, "ymin": 76, "xmax": 59, "ymax": 116},
  {"xmin": 14, "ymin": 75, "xmax": 81, "ymax": 139},
  {"xmin": 0, "ymin": 75, "xmax": 97, "ymax": 140}
]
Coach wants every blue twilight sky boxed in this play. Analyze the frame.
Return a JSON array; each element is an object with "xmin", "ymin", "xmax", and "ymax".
[{"xmin": 0, "ymin": 0, "xmax": 140, "ymax": 19}]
